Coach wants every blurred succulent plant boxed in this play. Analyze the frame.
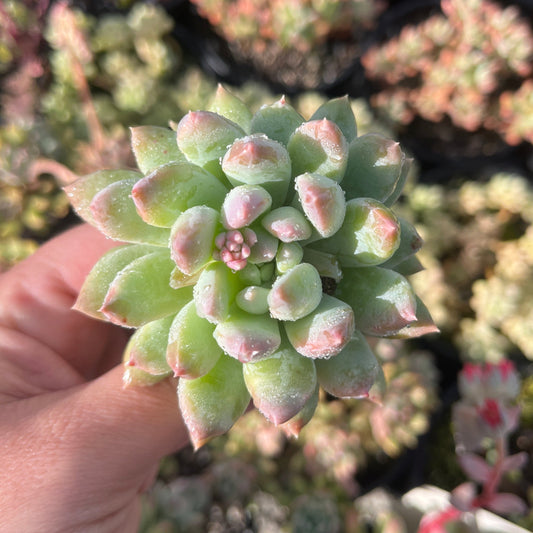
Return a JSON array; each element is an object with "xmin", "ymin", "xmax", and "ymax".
[
  {"xmin": 399, "ymin": 172, "xmax": 533, "ymax": 363},
  {"xmin": 66, "ymin": 86, "xmax": 436, "ymax": 448},
  {"xmin": 191, "ymin": 0, "xmax": 386, "ymax": 90},
  {"xmin": 421, "ymin": 360, "xmax": 527, "ymax": 531},
  {"xmin": 362, "ymin": 0, "xmax": 533, "ymax": 144}
]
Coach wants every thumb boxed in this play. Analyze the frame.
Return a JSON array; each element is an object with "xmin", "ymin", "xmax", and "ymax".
[{"xmin": 65, "ymin": 364, "xmax": 190, "ymax": 473}]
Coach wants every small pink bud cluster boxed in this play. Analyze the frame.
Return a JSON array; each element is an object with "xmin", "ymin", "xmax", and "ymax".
[{"xmin": 213, "ymin": 228, "xmax": 257, "ymax": 270}]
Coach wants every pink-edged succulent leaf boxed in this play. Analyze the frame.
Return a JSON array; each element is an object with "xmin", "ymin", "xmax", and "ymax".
[
  {"xmin": 178, "ymin": 354, "xmax": 251, "ymax": 450},
  {"xmin": 170, "ymin": 205, "xmax": 219, "ymax": 275},
  {"xmin": 276, "ymin": 242, "xmax": 304, "ymax": 273},
  {"xmin": 336, "ymin": 266, "xmax": 417, "ymax": 336},
  {"xmin": 457, "ymin": 452, "xmax": 493, "ymax": 484},
  {"xmin": 243, "ymin": 339, "xmax": 317, "ymax": 425},
  {"xmin": 310, "ymin": 95, "xmax": 357, "ymax": 143},
  {"xmin": 130, "ymin": 125, "xmax": 185, "ymax": 175},
  {"xmin": 284, "ymin": 294, "xmax": 354, "ymax": 358},
  {"xmin": 388, "ymin": 296, "xmax": 439, "ymax": 339},
  {"xmin": 89, "ymin": 177, "xmax": 170, "ymax": 245},
  {"xmin": 343, "ymin": 134, "xmax": 404, "ymax": 203},
  {"xmin": 222, "ymin": 134, "xmax": 292, "ymax": 207},
  {"xmin": 288, "ymin": 119, "xmax": 348, "ymax": 182},
  {"xmin": 208, "ymin": 84, "xmax": 253, "ymax": 133},
  {"xmin": 166, "ymin": 300, "xmax": 222, "ymax": 379},
  {"xmin": 193, "ymin": 262, "xmax": 243, "ymax": 324},
  {"xmin": 315, "ymin": 331, "xmax": 381, "ymax": 398},
  {"xmin": 287, "ymin": 118, "xmax": 348, "ymax": 182},
  {"xmin": 74, "ymin": 243, "xmax": 158, "ymax": 320},
  {"xmin": 301, "ymin": 248, "xmax": 342, "ymax": 282},
  {"xmin": 235, "ymin": 286, "xmax": 270, "ymax": 315},
  {"xmin": 268, "ymin": 262, "xmax": 322, "ymax": 321},
  {"xmin": 312, "ymin": 198, "xmax": 400, "ymax": 267},
  {"xmin": 64, "ymin": 169, "xmax": 141, "ymax": 227},
  {"xmin": 132, "ymin": 162, "xmax": 228, "ymax": 227},
  {"xmin": 220, "ymin": 184, "xmax": 272, "ymax": 230},
  {"xmin": 250, "ymin": 96, "xmax": 304, "ymax": 146},
  {"xmin": 176, "ymin": 110, "xmax": 245, "ymax": 172},
  {"xmin": 213, "ymin": 309, "xmax": 281, "ymax": 363},
  {"xmin": 294, "ymin": 172, "xmax": 346, "ymax": 238},
  {"xmin": 123, "ymin": 314, "xmax": 175, "ymax": 376},
  {"xmin": 280, "ymin": 383, "xmax": 319, "ymax": 438},
  {"xmin": 380, "ymin": 217, "xmax": 423, "ymax": 269},
  {"xmin": 485, "ymin": 493, "xmax": 528, "ymax": 515},
  {"xmin": 100, "ymin": 249, "xmax": 193, "ymax": 327},
  {"xmin": 261, "ymin": 206, "xmax": 312, "ymax": 242}
]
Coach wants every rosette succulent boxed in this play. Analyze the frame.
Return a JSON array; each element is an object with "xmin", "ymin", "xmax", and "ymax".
[{"xmin": 65, "ymin": 86, "xmax": 437, "ymax": 449}]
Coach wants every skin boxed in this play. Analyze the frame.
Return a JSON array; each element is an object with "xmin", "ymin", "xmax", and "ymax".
[{"xmin": 0, "ymin": 224, "xmax": 190, "ymax": 532}]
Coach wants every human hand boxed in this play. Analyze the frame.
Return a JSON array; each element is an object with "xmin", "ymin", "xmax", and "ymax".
[{"xmin": 0, "ymin": 224, "xmax": 189, "ymax": 532}]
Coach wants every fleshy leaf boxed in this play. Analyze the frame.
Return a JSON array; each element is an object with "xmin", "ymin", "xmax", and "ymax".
[
  {"xmin": 313, "ymin": 198, "xmax": 401, "ymax": 267},
  {"xmin": 100, "ymin": 249, "xmax": 193, "ymax": 327},
  {"xmin": 176, "ymin": 110, "xmax": 245, "ymax": 178},
  {"xmin": 284, "ymin": 294, "xmax": 354, "ymax": 358},
  {"xmin": 343, "ymin": 134, "xmax": 404, "ymax": 202},
  {"xmin": 294, "ymin": 172, "xmax": 346, "ymax": 238},
  {"xmin": 208, "ymin": 84, "xmax": 253, "ymax": 133},
  {"xmin": 302, "ymin": 248, "xmax": 342, "ymax": 282},
  {"xmin": 336, "ymin": 266, "xmax": 417, "ymax": 336},
  {"xmin": 315, "ymin": 331, "xmax": 380, "ymax": 398},
  {"xmin": 132, "ymin": 162, "xmax": 228, "ymax": 227},
  {"xmin": 236, "ymin": 286, "xmax": 270, "ymax": 315},
  {"xmin": 250, "ymin": 96, "xmax": 305, "ymax": 146},
  {"xmin": 193, "ymin": 262, "xmax": 243, "ymax": 324},
  {"xmin": 64, "ymin": 169, "xmax": 141, "ymax": 227},
  {"xmin": 221, "ymin": 184, "xmax": 272, "ymax": 230},
  {"xmin": 74, "ymin": 243, "xmax": 158, "ymax": 320},
  {"xmin": 248, "ymin": 226, "xmax": 279, "ymax": 264},
  {"xmin": 130, "ymin": 125, "xmax": 185, "ymax": 175},
  {"xmin": 310, "ymin": 95, "xmax": 357, "ymax": 143},
  {"xmin": 170, "ymin": 205, "xmax": 219, "ymax": 275},
  {"xmin": 388, "ymin": 297, "xmax": 439, "ymax": 338},
  {"xmin": 222, "ymin": 134, "xmax": 292, "ymax": 207},
  {"xmin": 214, "ymin": 309, "xmax": 281, "ymax": 363},
  {"xmin": 166, "ymin": 300, "xmax": 222, "ymax": 379},
  {"xmin": 380, "ymin": 217, "xmax": 423, "ymax": 269},
  {"xmin": 178, "ymin": 354, "xmax": 251, "ymax": 450},
  {"xmin": 280, "ymin": 383, "xmax": 319, "ymax": 438},
  {"xmin": 392, "ymin": 254, "xmax": 425, "ymax": 276},
  {"xmin": 243, "ymin": 339, "xmax": 317, "ymax": 425},
  {"xmin": 288, "ymin": 119, "xmax": 348, "ymax": 182},
  {"xmin": 123, "ymin": 314, "xmax": 174, "ymax": 375},
  {"xmin": 261, "ymin": 206, "xmax": 313, "ymax": 242},
  {"xmin": 268, "ymin": 263, "xmax": 322, "ymax": 321},
  {"xmin": 89, "ymin": 177, "xmax": 170, "ymax": 245},
  {"xmin": 276, "ymin": 242, "xmax": 304, "ymax": 273},
  {"xmin": 385, "ymin": 156, "xmax": 413, "ymax": 207}
]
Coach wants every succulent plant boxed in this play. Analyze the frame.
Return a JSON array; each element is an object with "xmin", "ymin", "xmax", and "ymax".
[
  {"xmin": 361, "ymin": 0, "xmax": 533, "ymax": 145},
  {"xmin": 191, "ymin": 0, "xmax": 386, "ymax": 90},
  {"xmin": 66, "ymin": 86, "xmax": 436, "ymax": 449}
]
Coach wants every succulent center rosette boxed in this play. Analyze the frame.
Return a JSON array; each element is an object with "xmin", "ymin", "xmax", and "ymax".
[{"xmin": 65, "ymin": 86, "xmax": 438, "ymax": 449}]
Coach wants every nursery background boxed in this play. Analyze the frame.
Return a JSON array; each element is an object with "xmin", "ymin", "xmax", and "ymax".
[{"xmin": 1, "ymin": 0, "xmax": 532, "ymax": 531}]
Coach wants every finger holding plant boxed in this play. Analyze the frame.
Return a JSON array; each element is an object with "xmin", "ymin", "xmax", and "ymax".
[{"xmin": 65, "ymin": 86, "xmax": 437, "ymax": 449}]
